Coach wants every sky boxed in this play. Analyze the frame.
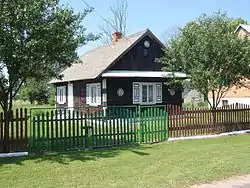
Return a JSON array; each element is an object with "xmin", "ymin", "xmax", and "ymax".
[{"xmin": 61, "ymin": 0, "xmax": 250, "ymax": 55}]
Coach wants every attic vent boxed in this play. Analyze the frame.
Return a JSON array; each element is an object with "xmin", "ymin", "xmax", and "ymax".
[{"xmin": 144, "ymin": 48, "xmax": 149, "ymax": 57}]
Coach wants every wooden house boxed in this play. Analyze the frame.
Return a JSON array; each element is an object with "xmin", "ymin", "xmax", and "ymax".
[
  {"xmin": 49, "ymin": 29, "xmax": 187, "ymax": 113},
  {"xmin": 208, "ymin": 24, "xmax": 250, "ymax": 107}
]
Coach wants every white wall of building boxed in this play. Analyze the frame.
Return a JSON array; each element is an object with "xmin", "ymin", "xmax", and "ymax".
[{"xmin": 208, "ymin": 97, "xmax": 250, "ymax": 107}]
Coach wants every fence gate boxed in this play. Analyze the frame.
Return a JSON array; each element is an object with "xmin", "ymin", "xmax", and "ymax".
[
  {"xmin": 139, "ymin": 106, "xmax": 168, "ymax": 143},
  {"xmin": 29, "ymin": 105, "xmax": 168, "ymax": 153},
  {"xmin": 29, "ymin": 106, "xmax": 139, "ymax": 152}
]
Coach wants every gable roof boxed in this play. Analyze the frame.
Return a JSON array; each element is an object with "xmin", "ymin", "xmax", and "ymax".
[
  {"xmin": 234, "ymin": 24, "xmax": 250, "ymax": 33},
  {"xmin": 49, "ymin": 29, "xmax": 165, "ymax": 84}
]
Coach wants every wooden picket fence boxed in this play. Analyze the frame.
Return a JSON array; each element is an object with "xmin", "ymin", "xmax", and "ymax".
[
  {"xmin": 167, "ymin": 104, "xmax": 250, "ymax": 137},
  {"xmin": 29, "ymin": 105, "xmax": 168, "ymax": 153},
  {"xmin": 0, "ymin": 109, "xmax": 28, "ymax": 153},
  {"xmin": 1, "ymin": 104, "xmax": 250, "ymax": 154}
]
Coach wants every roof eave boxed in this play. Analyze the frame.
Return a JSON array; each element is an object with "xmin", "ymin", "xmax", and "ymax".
[
  {"xmin": 234, "ymin": 25, "xmax": 242, "ymax": 33},
  {"xmin": 101, "ymin": 70, "xmax": 188, "ymax": 78}
]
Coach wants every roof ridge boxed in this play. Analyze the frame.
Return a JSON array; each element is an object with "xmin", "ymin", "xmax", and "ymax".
[
  {"xmin": 125, "ymin": 28, "xmax": 149, "ymax": 38},
  {"xmin": 79, "ymin": 28, "xmax": 149, "ymax": 59}
]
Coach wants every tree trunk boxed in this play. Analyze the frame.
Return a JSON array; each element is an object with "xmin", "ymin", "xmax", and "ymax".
[
  {"xmin": 211, "ymin": 90, "xmax": 217, "ymax": 133},
  {"xmin": 3, "ymin": 100, "xmax": 10, "ymax": 152},
  {"xmin": 29, "ymin": 97, "xmax": 33, "ymax": 104},
  {"xmin": 3, "ymin": 93, "xmax": 14, "ymax": 153}
]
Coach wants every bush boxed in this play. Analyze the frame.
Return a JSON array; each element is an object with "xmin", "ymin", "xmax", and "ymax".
[
  {"xmin": 183, "ymin": 101, "xmax": 208, "ymax": 108},
  {"xmin": 197, "ymin": 101, "xmax": 209, "ymax": 108}
]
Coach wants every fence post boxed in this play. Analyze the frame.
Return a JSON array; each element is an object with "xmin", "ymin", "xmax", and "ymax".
[
  {"xmin": 138, "ymin": 105, "xmax": 144, "ymax": 143},
  {"xmin": 137, "ymin": 105, "xmax": 140, "ymax": 143},
  {"xmin": 84, "ymin": 113, "xmax": 89, "ymax": 148},
  {"xmin": 165, "ymin": 111, "xmax": 168, "ymax": 140},
  {"xmin": 29, "ymin": 109, "xmax": 32, "ymax": 153},
  {"xmin": 0, "ymin": 112, "xmax": 3, "ymax": 152},
  {"xmin": 30, "ymin": 115, "xmax": 35, "ymax": 153}
]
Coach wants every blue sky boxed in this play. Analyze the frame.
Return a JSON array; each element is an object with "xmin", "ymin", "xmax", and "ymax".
[{"xmin": 61, "ymin": 0, "xmax": 250, "ymax": 55}]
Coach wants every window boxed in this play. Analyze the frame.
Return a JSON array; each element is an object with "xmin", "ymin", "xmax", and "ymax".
[
  {"xmin": 133, "ymin": 82, "xmax": 162, "ymax": 105},
  {"xmin": 141, "ymin": 84, "xmax": 154, "ymax": 103},
  {"xmin": 91, "ymin": 85, "xmax": 97, "ymax": 103},
  {"xmin": 142, "ymin": 85, "xmax": 148, "ymax": 102},
  {"xmin": 79, "ymin": 88, "xmax": 84, "ymax": 104},
  {"xmin": 148, "ymin": 85, "xmax": 153, "ymax": 102},
  {"xmin": 222, "ymin": 100, "xmax": 228, "ymax": 107},
  {"xmin": 86, "ymin": 83, "xmax": 101, "ymax": 106},
  {"xmin": 57, "ymin": 86, "xmax": 66, "ymax": 104},
  {"xmin": 143, "ymin": 48, "xmax": 149, "ymax": 57}
]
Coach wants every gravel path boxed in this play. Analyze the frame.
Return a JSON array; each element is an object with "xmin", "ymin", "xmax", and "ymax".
[{"xmin": 191, "ymin": 174, "xmax": 250, "ymax": 188}]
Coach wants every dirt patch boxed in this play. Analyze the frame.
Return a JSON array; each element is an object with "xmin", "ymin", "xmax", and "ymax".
[{"xmin": 191, "ymin": 174, "xmax": 250, "ymax": 188}]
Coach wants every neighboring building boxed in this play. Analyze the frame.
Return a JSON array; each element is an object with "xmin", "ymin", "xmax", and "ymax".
[
  {"xmin": 208, "ymin": 82, "xmax": 250, "ymax": 107},
  {"xmin": 208, "ymin": 24, "xmax": 250, "ymax": 107},
  {"xmin": 235, "ymin": 24, "xmax": 250, "ymax": 38},
  {"xmin": 49, "ymin": 29, "xmax": 187, "ymax": 114},
  {"xmin": 182, "ymin": 88, "xmax": 204, "ymax": 106}
]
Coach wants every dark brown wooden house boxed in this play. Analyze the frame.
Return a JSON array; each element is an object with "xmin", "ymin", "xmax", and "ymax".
[{"xmin": 49, "ymin": 29, "xmax": 187, "ymax": 114}]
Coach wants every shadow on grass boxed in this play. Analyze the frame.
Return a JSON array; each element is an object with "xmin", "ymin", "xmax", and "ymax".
[{"xmin": 0, "ymin": 144, "xmax": 152, "ymax": 166}]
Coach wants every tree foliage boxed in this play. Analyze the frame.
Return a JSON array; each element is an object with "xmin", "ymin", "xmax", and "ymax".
[
  {"xmin": 159, "ymin": 12, "xmax": 250, "ymax": 109},
  {"xmin": 17, "ymin": 78, "xmax": 55, "ymax": 105},
  {"xmin": 0, "ymin": 0, "xmax": 98, "ymax": 114}
]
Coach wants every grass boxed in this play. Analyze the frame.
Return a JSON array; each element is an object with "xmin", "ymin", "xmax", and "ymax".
[
  {"xmin": 1, "ymin": 134, "xmax": 250, "ymax": 188},
  {"xmin": 0, "ymin": 100, "xmax": 53, "ymax": 117},
  {"xmin": 13, "ymin": 100, "xmax": 53, "ymax": 110}
]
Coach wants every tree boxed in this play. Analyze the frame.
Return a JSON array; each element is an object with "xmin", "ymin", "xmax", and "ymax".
[
  {"xmin": 0, "ymin": 1, "xmax": 98, "ymax": 120},
  {"xmin": 161, "ymin": 25, "xmax": 181, "ymax": 45},
  {"xmin": 99, "ymin": 0, "xmax": 128, "ymax": 44},
  {"xmin": 159, "ymin": 12, "xmax": 250, "ymax": 110},
  {"xmin": 18, "ymin": 78, "xmax": 54, "ymax": 105}
]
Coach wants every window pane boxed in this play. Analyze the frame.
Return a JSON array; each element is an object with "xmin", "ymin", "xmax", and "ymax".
[
  {"xmin": 148, "ymin": 85, "xmax": 153, "ymax": 102},
  {"xmin": 142, "ymin": 85, "xmax": 147, "ymax": 102},
  {"xmin": 91, "ymin": 86, "xmax": 97, "ymax": 103},
  {"xmin": 143, "ymin": 49, "xmax": 149, "ymax": 57},
  {"xmin": 91, "ymin": 87, "xmax": 93, "ymax": 103},
  {"xmin": 222, "ymin": 100, "xmax": 228, "ymax": 107},
  {"xmin": 94, "ymin": 86, "xmax": 97, "ymax": 103},
  {"xmin": 58, "ymin": 89, "xmax": 60, "ymax": 102},
  {"xmin": 60, "ymin": 89, "xmax": 63, "ymax": 102}
]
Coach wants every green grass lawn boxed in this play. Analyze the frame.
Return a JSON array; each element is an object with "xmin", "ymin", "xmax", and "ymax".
[
  {"xmin": 1, "ymin": 134, "xmax": 250, "ymax": 188},
  {"xmin": 13, "ymin": 100, "xmax": 53, "ymax": 109},
  {"xmin": 0, "ymin": 100, "xmax": 53, "ymax": 115}
]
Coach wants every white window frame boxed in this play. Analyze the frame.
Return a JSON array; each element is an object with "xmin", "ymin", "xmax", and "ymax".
[
  {"xmin": 133, "ymin": 82, "xmax": 162, "ymax": 105},
  {"xmin": 57, "ymin": 86, "xmax": 66, "ymax": 104},
  {"xmin": 86, "ymin": 83, "xmax": 101, "ymax": 106},
  {"xmin": 140, "ymin": 83, "xmax": 156, "ymax": 105}
]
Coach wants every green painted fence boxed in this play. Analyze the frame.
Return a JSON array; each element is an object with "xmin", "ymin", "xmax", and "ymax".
[
  {"xmin": 140, "ymin": 106, "xmax": 168, "ymax": 143},
  {"xmin": 29, "ymin": 105, "xmax": 168, "ymax": 153}
]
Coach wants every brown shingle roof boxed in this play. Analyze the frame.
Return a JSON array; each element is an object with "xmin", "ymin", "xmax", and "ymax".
[{"xmin": 49, "ymin": 29, "xmax": 158, "ymax": 84}]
